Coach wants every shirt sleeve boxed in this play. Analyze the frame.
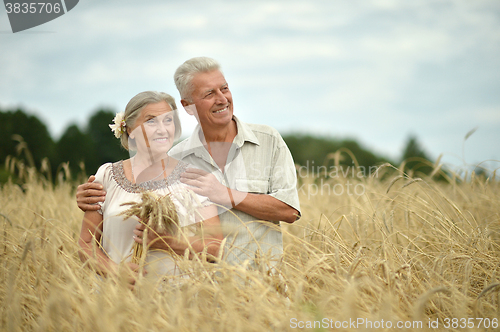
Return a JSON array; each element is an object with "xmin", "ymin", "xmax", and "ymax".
[
  {"xmin": 268, "ymin": 134, "xmax": 301, "ymax": 217},
  {"xmin": 93, "ymin": 163, "xmax": 113, "ymax": 215}
]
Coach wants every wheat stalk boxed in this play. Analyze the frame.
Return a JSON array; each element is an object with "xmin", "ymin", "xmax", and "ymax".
[{"xmin": 120, "ymin": 191, "xmax": 179, "ymax": 264}]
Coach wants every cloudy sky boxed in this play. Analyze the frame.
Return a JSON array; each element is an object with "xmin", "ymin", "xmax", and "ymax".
[{"xmin": 1, "ymin": 0, "xmax": 499, "ymax": 172}]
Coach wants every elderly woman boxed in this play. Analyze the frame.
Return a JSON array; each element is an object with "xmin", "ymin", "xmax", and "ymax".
[{"xmin": 78, "ymin": 91, "xmax": 222, "ymax": 284}]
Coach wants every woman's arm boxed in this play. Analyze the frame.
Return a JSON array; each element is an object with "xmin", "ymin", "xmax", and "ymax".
[
  {"xmin": 133, "ymin": 205, "xmax": 223, "ymax": 260},
  {"xmin": 78, "ymin": 211, "xmax": 117, "ymax": 275},
  {"xmin": 79, "ymin": 211, "xmax": 141, "ymax": 285}
]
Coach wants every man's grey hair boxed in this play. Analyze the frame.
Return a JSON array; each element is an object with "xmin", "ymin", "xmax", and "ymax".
[
  {"xmin": 174, "ymin": 57, "xmax": 221, "ymax": 102},
  {"xmin": 121, "ymin": 91, "xmax": 181, "ymax": 150}
]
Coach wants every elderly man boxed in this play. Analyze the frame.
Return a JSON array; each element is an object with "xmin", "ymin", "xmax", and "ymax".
[{"xmin": 77, "ymin": 57, "xmax": 300, "ymax": 269}]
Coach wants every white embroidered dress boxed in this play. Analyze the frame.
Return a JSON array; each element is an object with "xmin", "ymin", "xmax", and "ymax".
[{"xmin": 94, "ymin": 160, "xmax": 209, "ymax": 277}]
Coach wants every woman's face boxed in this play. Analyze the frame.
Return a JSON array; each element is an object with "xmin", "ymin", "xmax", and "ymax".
[{"xmin": 128, "ymin": 101, "xmax": 175, "ymax": 158}]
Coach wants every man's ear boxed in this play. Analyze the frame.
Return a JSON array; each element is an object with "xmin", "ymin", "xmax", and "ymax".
[{"xmin": 181, "ymin": 99, "xmax": 196, "ymax": 116}]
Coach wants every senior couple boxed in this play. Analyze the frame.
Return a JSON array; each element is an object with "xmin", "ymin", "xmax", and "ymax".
[{"xmin": 77, "ymin": 57, "xmax": 301, "ymax": 282}]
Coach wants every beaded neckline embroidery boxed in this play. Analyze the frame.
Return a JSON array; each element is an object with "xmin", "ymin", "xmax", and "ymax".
[{"xmin": 111, "ymin": 160, "xmax": 188, "ymax": 193}]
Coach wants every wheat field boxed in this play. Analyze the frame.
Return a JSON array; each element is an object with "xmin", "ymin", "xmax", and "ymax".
[{"xmin": 1, "ymin": 160, "xmax": 499, "ymax": 331}]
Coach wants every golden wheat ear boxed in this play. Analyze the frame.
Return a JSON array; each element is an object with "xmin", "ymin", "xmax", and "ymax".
[{"xmin": 120, "ymin": 191, "xmax": 180, "ymax": 263}]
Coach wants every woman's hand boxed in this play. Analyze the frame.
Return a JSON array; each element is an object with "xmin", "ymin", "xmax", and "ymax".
[
  {"xmin": 119, "ymin": 262, "xmax": 143, "ymax": 290},
  {"xmin": 133, "ymin": 223, "xmax": 184, "ymax": 254},
  {"xmin": 106, "ymin": 261, "xmax": 145, "ymax": 290},
  {"xmin": 133, "ymin": 204, "xmax": 223, "ymax": 260}
]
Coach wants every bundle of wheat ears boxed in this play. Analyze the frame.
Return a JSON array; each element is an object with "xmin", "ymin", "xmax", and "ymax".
[{"xmin": 120, "ymin": 191, "xmax": 179, "ymax": 264}]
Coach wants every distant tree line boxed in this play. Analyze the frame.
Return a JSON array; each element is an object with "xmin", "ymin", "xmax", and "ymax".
[
  {"xmin": 0, "ymin": 107, "xmax": 128, "ymax": 183},
  {"xmin": 282, "ymin": 133, "xmax": 434, "ymax": 178},
  {"xmin": 0, "ymin": 107, "xmax": 434, "ymax": 183},
  {"xmin": 283, "ymin": 134, "xmax": 388, "ymax": 173}
]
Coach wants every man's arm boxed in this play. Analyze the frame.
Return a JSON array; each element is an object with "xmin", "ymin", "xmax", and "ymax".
[
  {"xmin": 231, "ymin": 190, "xmax": 299, "ymax": 223},
  {"xmin": 180, "ymin": 168, "xmax": 299, "ymax": 223},
  {"xmin": 76, "ymin": 175, "xmax": 106, "ymax": 211}
]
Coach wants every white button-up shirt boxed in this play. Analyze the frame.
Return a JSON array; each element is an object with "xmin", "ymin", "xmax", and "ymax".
[{"xmin": 169, "ymin": 116, "xmax": 300, "ymax": 268}]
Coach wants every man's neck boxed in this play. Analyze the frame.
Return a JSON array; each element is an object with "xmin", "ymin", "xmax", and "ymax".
[
  {"xmin": 200, "ymin": 118, "xmax": 237, "ymax": 143},
  {"xmin": 198, "ymin": 118, "xmax": 238, "ymax": 172}
]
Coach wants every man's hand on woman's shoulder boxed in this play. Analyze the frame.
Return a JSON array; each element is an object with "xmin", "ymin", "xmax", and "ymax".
[{"xmin": 76, "ymin": 175, "xmax": 106, "ymax": 212}]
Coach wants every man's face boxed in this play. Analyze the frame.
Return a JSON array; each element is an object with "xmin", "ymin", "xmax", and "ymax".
[{"xmin": 185, "ymin": 69, "xmax": 233, "ymax": 130}]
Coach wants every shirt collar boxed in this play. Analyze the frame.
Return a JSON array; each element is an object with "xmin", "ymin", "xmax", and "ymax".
[
  {"xmin": 232, "ymin": 115, "xmax": 260, "ymax": 147},
  {"xmin": 180, "ymin": 115, "xmax": 259, "ymax": 159}
]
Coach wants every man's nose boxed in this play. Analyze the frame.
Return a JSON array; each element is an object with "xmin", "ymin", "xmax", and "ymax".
[{"xmin": 214, "ymin": 89, "xmax": 228, "ymax": 104}]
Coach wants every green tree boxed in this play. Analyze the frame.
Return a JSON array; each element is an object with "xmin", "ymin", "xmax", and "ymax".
[
  {"xmin": 0, "ymin": 109, "xmax": 55, "ymax": 169},
  {"xmin": 55, "ymin": 124, "xmax": 96, "ymax": 178},
  {"xmin": 85, "ymin": 109, "xmax": 129, "ymax": 174},
  {"xmin": 400, "ymin": 135, "xmax": 433, "ymax": 176},
  {"xmin": 282, "ymin": 133, "xmax": 392, "ymax": 176}
]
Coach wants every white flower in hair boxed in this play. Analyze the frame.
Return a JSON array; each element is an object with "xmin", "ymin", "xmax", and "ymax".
[{"xmin": 109, "ymin": 112, "xmax": 127, "ymax": 138}]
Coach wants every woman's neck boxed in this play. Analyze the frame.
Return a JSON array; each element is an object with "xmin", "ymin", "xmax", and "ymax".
[{"xmin": 131, "ymin": 152, "xmax": 167, "ymax": 179}]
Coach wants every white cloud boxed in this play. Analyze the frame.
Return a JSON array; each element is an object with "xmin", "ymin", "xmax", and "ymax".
[{"xmin": 1, "ymin": 0, "xmax": 499, "ymax": 166}]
